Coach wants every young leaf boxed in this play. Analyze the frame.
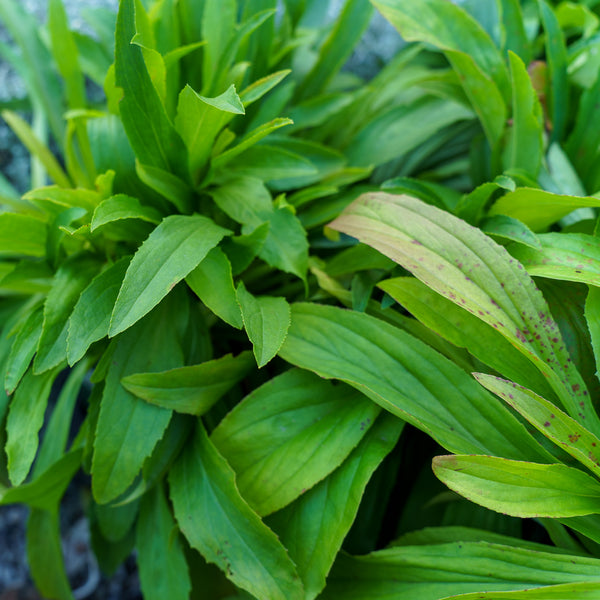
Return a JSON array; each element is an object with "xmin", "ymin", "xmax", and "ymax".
[
  {"xmin": 329, "ymin": 192, "xmax": 600, "ymax": 433},
  {"xmin": 115, "ymin": 0, "xmax": 188, "ymax": 179},
  {"xmin": 169, "ymin": 423, "xmax": 304, "ymax": 600},
  {"xmin": 122, "ymin": 351, "xmax": 254, "ymax": 416},
  {"xmin": 109, "ymin": 214, "xmax": 230, "ymax": 337},
  {"xmin": 211, "ymin": 368, "xmax": 381, "ymax": 516},
  {"xmin": 185, "ymin": 247, "xmax": 243, "ymax": 328},
  {"xmin": 279, "ymin": 303, "xmax": 553, "ymax": 461},
  {"xmin": 236, "ymin": 282, "xmax": 291, "ymax": 367},
  {"xmin": 433, "ymin": 454, "xmax": 600, "ymax": 518},
  {"xmin": 137, "ymin": 483, "xmax": 191, "ymax": 600},
  {"xmin": 266, "ymin": 412, "xmax": 404, "ymax": 600}
]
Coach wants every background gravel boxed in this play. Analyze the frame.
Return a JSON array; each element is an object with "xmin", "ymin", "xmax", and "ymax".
[{"xmin": 0, "ymin": 2, "xmax": 401, "ymax": 598}]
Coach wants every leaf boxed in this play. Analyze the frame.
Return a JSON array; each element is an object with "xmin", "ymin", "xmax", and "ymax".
[
  {"xmin": 4, "ymin": 304, "xmax": 43, "ymax": 394},
  {"xmin": 239, "ymin": 70, "xmax": 291, "ymax": 106},
  {"xmin": 137, "ymin": 483, "xmax": 191, "ymax": 600},
  {"xmin": 278, "ymin": 303, "xmax": 552, "ymax": 461},
  {"xmin": 6, "ymin": 367, "xmax": 60, "ymax": 485},
  {"xmin": 443, "ymin": 582, "xmax": 600, "ymax": 599},
  {"xmin": 295, "ymin": 0, "xmax": 373, "ymax": 101},
  {"xmin": 475, "ymin": 374, "xmax": 600, "ymax": 473},
  {"xmin": 122, "ymin": 351, "xmax": 254, "ymax": 415},
  {"xmin": 212, "ymin": 368, "xmax": 380, "ymax": 516},
  {"xmin": 0, "ymin": 213, "xmax": 47, "ymax": 257},
  {"xmin": 174, "ymin": 83, "xmax": 244, "ymax": 177},
  {"xmin": 509, "ymin": 232, "xmax": 600, "ymax": 287},
  {"xmin": 498, "ymin": 0, "xmax": 531, "ymax": 64},
  {"xmin": 320, "ymin": 541, "xmax": 600, "ymax": 600},
  {"xmin": 378, "ymin": 277, "xmax": 556, "ymax": 402},
  {"xmin": 201, "ymin": 0, "xmax": 236, "ymax": 93},
  {"xmin": 266, "ymin": 413, "xmax": 404, "ymax": 600},
  {"xmin": 433, "ymin": 454, "xmax": 600, "ymax": 518},
  {"xmin": 236, "ymin": 282, "xmax": 290, "ymax": 367},
  {"xmin": 115, "ymin": 0, "xmax": 188, "ymax": 179},
  {"xmin": 329, "ymin": 192, "xmax": 600, "ymax": 433},
  {"xmin": 232, "ymin": 145, "xmax": 317, "ymax": 181},
  {"xmin": 35, "ymin": 255, "xmax": 101, "ymax": 373},
  {"xmin": 185, "ymin": 246, "xmax": 243, "ymax": 328},
  {"xmin": 92, "ymin": 297, "xmax": 185, "ymax": 503},
  {"xmin": 222, "ymin": 222, "xmax": 270, "ymax": 275},
  {"xmin": 169, "ymin": 424, "xmax": 304, "ymax": 600},
  {"xmin": 67, "ymin": 257, "xmax": 130, "ymax": 365},
  {"xmin": 27, "ymin": 509, "xmax": 74, "ymax": 600},
  {"xmin": 481, "ymin": 215, "xmax": 542, "ymax": 250},
  {"xmin": 489, "ymin": 188, "xmax": 600, "ymax": 231},
  {"xmin": 135, "ymin": 162, "xmax": 194, "ymax": 214},
  {"xmin": 109, "ymin": 214, "xmax": 230, "ymax": 337},
  {"xmin": 538, "ymin": 0, "xmax": 568, "ymax": 143},
  {"xmin": 502, "ymin": 51, "xmax": 544, "ymax": 177},
  {"xmin": 90, "ymin": 194, "xmax": 162, "ymax": 232}
]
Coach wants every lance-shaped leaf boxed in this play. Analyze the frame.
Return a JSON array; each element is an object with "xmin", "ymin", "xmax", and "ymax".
[
  {"xmin": 329, "ymin": 192, "xmax": 599, "ymax": 433},
  {"xmin": 169, "ymin": 424, "xmax": 304, "ymax": 600},
  {"xmin": 433, "ymin": 454, "xmax": 600, "ymax": 518},
  {"xmin": 109, "ymin": 214, "xmax": 229, "ymax": 336},
  {"xmin": 267, "ymin": 413, "xmax": 404, "ymax": 600},
  {"xmin": 442, "ymin": 582, "xmax": 600, "ymax": 599},
  {"xmin": 279, "ymin": 303, "xmax": 552, "ymax": 461},
  {"xmin": 488, "ymin": 188, "xmax": 600, "ymax": 231},
  {"xmin": 509, "ymin": 232, "xmax": 600, "ymax": 287},
  {"xmin": 0, "ymin": 213, "xmax": 47, "ymax": 257},
  {"xmin": 115, "ymin": 0, "xmax": 188, "ymax": 179},
  {"xmin": 185, "ymin": 247, "xmax": 242, "ymax": 329},
  {"xmin": 122, "ymin": 351, "xmax": 254, "ymax": 416},
  {"xmin": 481, "ymin": 215, "xmax": 542, "ymax": 250},
  {"xmin": 475, "ymin": 374, "xmax": 600, "ymax": 477},
  {"xmin": 93, "ymin": 298, "xmax": 184, "ymax": 503},
  {"xmin": 236, "ymin": 283, "xmax": 290, "ymax": 367},
  {"xmin": 379, "ymin": 277, "xmax": 557, "ymax": 402},
  {"xmin": 212, "ymin": 368, "xmax": 381, "ymax": 516},
  {"xmin": 320, "ymin": 541, "xmax": 600, "ymax": 600},
  {"xmin": 90, "ymin": 194, "xmax": 162, "ymax": 232},
  {"xmin": 137, "ymin": 483, "xmax": 191, "ymax": 600},
  {"xmin": 67, "ymin": 257, "xmax": 130, "ymax": 365}
]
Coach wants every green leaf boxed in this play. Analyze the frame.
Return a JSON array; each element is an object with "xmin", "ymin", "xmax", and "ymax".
[
  {"xmin": 212, "ymin": 368, "xmax": 380, "ymax": 516},
  {"xmin": 222, "ymin": 222, "xmax": 269, "ymax": 275},
  {"xmin": 502, "ymin": 51, "xmax": 544, "ymax": 177},
  {"xmin": 90, "ymin": 194, "xmax": 162, "ymax": 232},
  {"xmin": 185, "ymin": 246, "xmax": 243, "ymax": 328},
  {"xmin": 509, "ymin": 233, "xmax": 600, "ymax": 287},
  {"xmin": 239, "ymin": 70, "xmax": 291, "ymax": 106},
  {"xmin": 278, "ymin": 303, "xmax": 552, "ymax": 461},
  {"xmin": 137, "ymin": 483, "xmax": 191, "ymax": 600},
  {"xmin": 115, "ymin": 0, "xmax": 188, "ymax": 179},
  {"xmin": 174, "ymin": 83, "xmax": 244, "ymax": 178},
  {"xmin": 4, "ymin": 304, "xmax": 43, "ymax": 394},
  {"xmin": 135, "ymin": 162, "xmax": 194, "ymax": 214},
  {"xmin": 122, "ymin": 351, "xmax": 254, "ymax": 415},
  {"xmin": 27, "ymin": 509, "xmax": 74, "ymax": 600},
  {"xmin": 266, "ymin": 412, "xmax": 404, "ymax": 600},
  {"xmin": 24, "ymin": 185, "xmax": 102, "ymax": 212},
  {"xmin": 475, "ymin": 374, "xmax": 600, "ymax": 477},
  {"xmin": 538, "ymin": 0, "xmax": 568, "ymax": 143},
  {"xmin": 109, "ymin": 214, "xmax": 230, "ymax": 337},
  {"xmin": 92, "ymin": 298, "xmax": 185, "ymax": 503},
  {"xmin": 67, "ymin": 257, "xmax": 130, "ymax": 365},
  {"xmin": 489, "ymin": 188, "xmax": 600, "ymax": 231},
  {"xmin": 378, "ymin": 277, "xmax": 556, "ymax": 402},
  {"xmin": 94, "ymin": 497, "xmax": 139, "ymax": 543},
  {"xmin": 498, "ymin": 0, "xmax": 531, "ymax": 64},
  {"xmin": 6, "ymin": 367, "xmax": 60, "ymax": 485},
  {"xmin": 236, "ymin": 282, "xmax": 290, "ymax": 367},
  {"xmin": 481, "ymin": 215, "xmax": 542, "ymax": 250},
  {"xmin": 433, "ymin": 454, "xmax": 600, "ymax": 518},
  {"xmin": 321, "ymin": 541, "xmax": 600, "ymax": 600},
  {"xmin": 329, "ymin": 192, "xmax": 600, "ymax": 433},
  {"xmin": 169, "ymin": 424, "xmax": 304, "ymax": 600},
  {"xmin": 296, "ymin": 0, "xmax": 373, "ymax": 101},
  {"xmin": 443, "ymin": 582, "xmax": 600, "ymax": 599},
  {"xmin": 372, "ymin": 0, "xmax": 510, "ymax": 99},
  {"xmin": 35, "ymin": 255, "xmax": 101, "ymax": 373},
  {"xmin": 201, "ymin": 0, "xmax": 236, "ymax": 93},
  {"xmin": 0, "ymin": 213, "xmax": 47, "ymax": 257}
]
